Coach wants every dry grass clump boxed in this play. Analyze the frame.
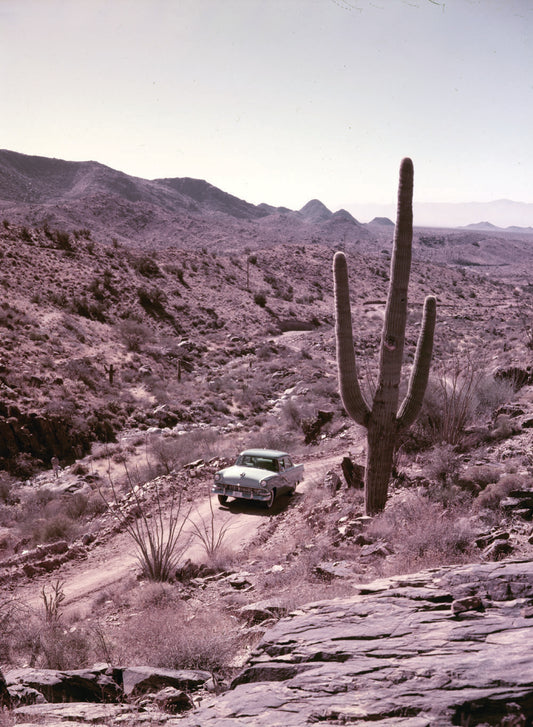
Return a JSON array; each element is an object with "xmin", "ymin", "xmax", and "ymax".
[
  {"xmin": 367, "ymin": 490, "xmax": 478, "ymax": 575},
  {"xmin": 115, "ymin": 602, "xmax": 240, "ymax": 677},
  {"xmin": 0, "ymin": 582, "xmax": 95, "ymax": 670},
  {"xmin": 7, "ymin": 487, "xmax": 105, "ymax": 550}
]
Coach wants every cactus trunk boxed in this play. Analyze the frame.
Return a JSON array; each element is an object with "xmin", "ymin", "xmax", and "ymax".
[
  {"xmin": 365, "ymin": 417, "xmax": 397, "ymax": 514},
  {"xmin": 333, "ymin": 158, "xmax": 436, "ymax": 515}
]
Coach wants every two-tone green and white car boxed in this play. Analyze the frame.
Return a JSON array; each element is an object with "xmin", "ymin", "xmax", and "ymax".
[{"xmin": 213, "ymin": 449, "xmax": 304, "ymax": 508}]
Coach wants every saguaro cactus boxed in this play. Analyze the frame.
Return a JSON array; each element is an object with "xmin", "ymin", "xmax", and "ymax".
[{"xmin": 333, "ymin": 158, "xmax": 436, "ymax": 514}]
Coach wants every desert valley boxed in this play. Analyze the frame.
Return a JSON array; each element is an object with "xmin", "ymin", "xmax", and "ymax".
[{"xmin": 1, "ymin": 149, "xmax": 533, "ymax": 726}]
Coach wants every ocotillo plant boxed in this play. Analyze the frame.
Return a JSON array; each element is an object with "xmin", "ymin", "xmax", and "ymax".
[{"xmin": 333, "ymin": 158, "xmax": 436, "ymax": 514}]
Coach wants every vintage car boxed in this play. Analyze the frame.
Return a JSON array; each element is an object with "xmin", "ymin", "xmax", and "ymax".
[{"xmin": 213, "ymin": 448, "xmax": 304, "ymax": 508}]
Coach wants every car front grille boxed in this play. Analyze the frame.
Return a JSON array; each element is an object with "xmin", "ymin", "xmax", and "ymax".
[{"xmin": 225, "ymin": 484, "xmax": 257, "ymax": 494}]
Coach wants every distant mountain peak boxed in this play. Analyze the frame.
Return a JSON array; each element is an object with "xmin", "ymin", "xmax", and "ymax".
[
  {"xmin": 368, "ymin": 216, "xmax": 394, "ymax": 227},
  {"xmin": 330, "ymin": 209, "xmax": 359, "ymax": 225},
  {"xmin": 299, "ymin": 199, "xmax": 332, "ymax": 222},
  {"xmin": 464, "ymin": 221, "xmax": 499, "ymax": 231}
]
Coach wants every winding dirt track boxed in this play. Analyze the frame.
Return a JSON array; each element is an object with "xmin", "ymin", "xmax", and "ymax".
[{"xmin": 17, "ymin": 444, "xmax": 365, "ymax": 613}]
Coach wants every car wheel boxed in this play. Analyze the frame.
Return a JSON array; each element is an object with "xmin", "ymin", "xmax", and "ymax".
[
  {"xmin": 218, "ymin": 494, "xmax": 228, "ymax": 505},
  {"xmin": 265, "ymin": 488, "xmax": 276, "ymax": 509}
]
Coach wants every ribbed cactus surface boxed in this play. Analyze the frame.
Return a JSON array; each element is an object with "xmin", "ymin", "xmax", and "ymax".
[{"xmin": 333, "ymin": 158, "xmax": 436, "ymax": 514}]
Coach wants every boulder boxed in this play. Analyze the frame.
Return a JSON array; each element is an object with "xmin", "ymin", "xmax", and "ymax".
[
  {"xmin": 301, "ymin": 410, "xmax": 334, "ymax": 444},
  {"xmin": 121, "ymin": 666, "xmax": 212, "ymax": 697},
  {"xmin": 151, "ymin": 686, "xmax": 194, "ymax": 713},
  {"xmin": 313, "ymin": 560, "xmax": 362, "ymax": 581},
  {"xmin": 5, "ymin": 667, "xmax": 121, "ymax": 704},
  {"xmin": 239, "ymin": 598, "xmax": 288, "ymax": 624},
  {"xmin": 341, "ymin": 456, "xmax": 365, "ymax": 488},
  {"xmin": 0, "ymin": 668, "xmax": 12, "ymax": 708}
]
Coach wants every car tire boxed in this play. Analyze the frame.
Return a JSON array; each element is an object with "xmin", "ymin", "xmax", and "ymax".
[
  {"xmin": 218, "ymin": 495, "xmax": 228, "ymax": 505},
  {"xmin": 265, "ymin": 488, "xmax": 276, "ymax": 509}
]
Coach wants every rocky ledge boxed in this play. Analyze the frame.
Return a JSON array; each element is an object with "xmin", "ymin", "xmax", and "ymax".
[{"xmin": 179, "ymin": 558, "xmax": 533, "ymax": 726}]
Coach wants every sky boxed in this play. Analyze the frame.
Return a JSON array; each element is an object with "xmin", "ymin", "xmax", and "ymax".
[{"xmin": 1, "ymin": 0, "xmax": 532, "ymax": 225}]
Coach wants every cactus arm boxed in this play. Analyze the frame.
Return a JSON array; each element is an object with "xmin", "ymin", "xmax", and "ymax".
[
  {"xmin": 397, "ymin": 295, "xmax": 437, "ymax": 429},
  {"xmin": 333, "ymin": 251, "xmax": 371, "ymax": 427}
]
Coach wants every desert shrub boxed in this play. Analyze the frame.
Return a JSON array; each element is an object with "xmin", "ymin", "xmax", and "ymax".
[
  {"xmin": 0, "ymin": 475, "xmax": 14, "ymax": 504},
  {"xmin": 253, "ymin": 292, "xmax": 267, "ymax": 307},
  {"xmin": 20, "ymin": 226, "xmax": 32, "ymax": 242},
  {"xmin": 0, "ymin": 596, "xmax": 32, "ymax": 664},
  {"xmin": 30, "ymin": 581, "xmax": 91, "ymax": 669},
  {"xmin": 475, "ymin": 473, "xmax": 533, "ymax": 511},
  {"xmin": 137, "ymin": 286, "xmax": 168, "ymax": 318},
  {"xmin": 64, "ymin": 358, "xmax": 100, "ymax": 391},
  {"xmin": 489, "ymin": 413, "xmax": 515, "ymax": 439},
  {"xmin": 7, "ymin": 452, "xmax": 40, "ymax": 479},
  {"xmin": 33, "ymin": 513, "xmax": 77, "ymax": 544},
  {"xmin": 148, "ymin": 428, "xmax": 231, "ymax": 473},
  {"xmin": 54, "ymin": 230, "xmax": 73, "ymax": 252},
  {"xmin": 64, "ymin": 492, "xmax": 90, "ymax": 519},
  {"xmin": 71, "ymin": 294, "xmax": 107, "ymax": 322},
  {"xmin": 474, "ymin": 375, "xmax": 516, "ymax": 416},
  {"xmin": 461, "ymin": 463, "xmax": 502, "ymax": 489},
  {"xmin": 411, "ymin": 358, "xmax": 515, "ymax": 450},
  {"xmin": 249, "ymin": 427, "xmax": 300, "ymax": 453},
  {"xmin": 280, "ymin": 399, "xmax": 313, "ymax": 431},
  {"xmin": 133, "ymin": 254, "xmax": 162, "ymax": 278},
  {"xmin": 15, "ymin": 490, "xmax": 84, "ymax": 545},
  {"xmin": 119, "ymin": 318, "xmax": 153, "ymax": 351},
  {"xmin": 457, "ymin": 463, "xmax": 503, "ymax": 496},
  {"xmin": 135, "ymin": 582, "xmax": 178, "ymax": 610},
  {"xmin": 423, "ymin": 444, "xmax": 461, "ymax": 486},
  {"xmin": 189, "ymin": 488, "xmax": 233, "ymax": 564},
  {"xmin": 117, "ymin": 603, "xmax": 240, "ymax": 675},
  {"xmin": 368, "ymin": 491, "xmax": 477, "ymax": 574}
]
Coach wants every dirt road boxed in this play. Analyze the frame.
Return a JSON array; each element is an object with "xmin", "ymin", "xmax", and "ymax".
[{"xmin": 16, "ymin": 441, "xmax": 365, "ymax": 613}]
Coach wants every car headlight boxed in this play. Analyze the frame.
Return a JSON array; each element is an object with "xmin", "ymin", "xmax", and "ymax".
[{"xmin": 214, "ymin": 473, "xmax": 221, "ymax": 482}]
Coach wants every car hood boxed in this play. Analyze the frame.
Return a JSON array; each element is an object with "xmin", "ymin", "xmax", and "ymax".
[{"xmin": 217, "ymin": 465, "xmax": 276, "ymax": 488}]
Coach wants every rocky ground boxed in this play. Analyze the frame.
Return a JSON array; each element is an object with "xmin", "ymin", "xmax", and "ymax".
[{"xmin": 1, "ymin": 379, "xmax": 533, "ymax": 724}]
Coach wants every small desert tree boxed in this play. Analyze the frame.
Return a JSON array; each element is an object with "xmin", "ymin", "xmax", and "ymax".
[{"xmin": 333, "ymin": 158, "xmax": 436, "ymax": 514}]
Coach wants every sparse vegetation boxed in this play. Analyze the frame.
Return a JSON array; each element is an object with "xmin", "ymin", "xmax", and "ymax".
[{"xmin": 0, "ymin": 158, "xmax": 533, "ymax": 721}]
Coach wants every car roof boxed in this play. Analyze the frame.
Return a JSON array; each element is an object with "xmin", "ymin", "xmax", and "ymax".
[{"xmin": 240, "ymin": 449, "xmax": 289, "ymax": 459}]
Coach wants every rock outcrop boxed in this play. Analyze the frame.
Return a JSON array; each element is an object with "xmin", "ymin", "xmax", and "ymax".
[{"xmin": 178, "ymin": 558, "xmax": 533, "ymax": 726}]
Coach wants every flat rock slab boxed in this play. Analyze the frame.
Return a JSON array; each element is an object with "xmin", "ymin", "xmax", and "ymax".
[
  {"xmin": 13, "ymin": 702, "xmax": 132, "ymax": 724},
  {"xmin": 178, "ymin": 558, "xmax": 533, "ymax": 726}
]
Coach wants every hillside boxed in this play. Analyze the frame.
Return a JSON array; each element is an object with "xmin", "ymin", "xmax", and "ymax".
[
  {"xmin": 1, "ymin": 211, "xmax": 532, "ymax": 476},
  {"xmin": 1, "ymin": 151, "xmax": 533, "ymax": 725}
]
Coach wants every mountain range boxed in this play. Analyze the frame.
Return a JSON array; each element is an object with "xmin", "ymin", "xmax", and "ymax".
[
  {"xmin": 0, "ymin": 149, "xmax": 372, "ymax": 250},
  {"xmin": 1, "ymin": 150, "xmax": 531, "ymax": 245}
]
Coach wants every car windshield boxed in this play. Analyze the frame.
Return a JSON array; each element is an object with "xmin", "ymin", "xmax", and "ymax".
[{"xmin": 237, "ymin": 455, "xmax": 279, "ymax": 472}]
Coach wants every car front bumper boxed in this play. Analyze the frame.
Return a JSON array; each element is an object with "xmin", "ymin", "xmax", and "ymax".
[{"xmin": 212, "ymin": 483, "xmax": 271, "ymax": 502}]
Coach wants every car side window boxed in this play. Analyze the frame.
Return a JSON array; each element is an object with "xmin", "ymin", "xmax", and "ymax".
[{"xmin": 284, "ymin": 457, "xmax": 292, "ymax": 469}]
